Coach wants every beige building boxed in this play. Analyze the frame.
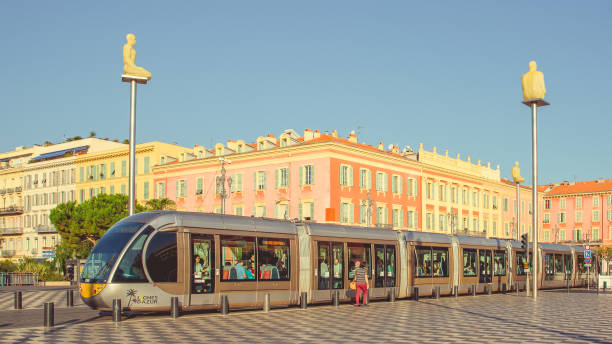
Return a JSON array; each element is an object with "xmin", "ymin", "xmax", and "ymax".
[{"xmin": 75, "ymin": 142, "xmax": 192, "ymax": 205}]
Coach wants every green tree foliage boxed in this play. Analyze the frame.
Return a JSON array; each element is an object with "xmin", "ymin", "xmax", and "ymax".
[
  {"xmin": 0, "ymin": 260, "xmax": 17, "ymax": 272},
  {"xmin": 50, "ymin": 194, "xmax": 145, "ymax": 269},
  {"xmin": 145, "ymin": 198, "xmax": 176, "ymax": 211}
]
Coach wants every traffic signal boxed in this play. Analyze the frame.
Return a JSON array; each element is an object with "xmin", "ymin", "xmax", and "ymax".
[{"xmin": 520, "ymin": 234, "xmax": 528, "ymax": 251}]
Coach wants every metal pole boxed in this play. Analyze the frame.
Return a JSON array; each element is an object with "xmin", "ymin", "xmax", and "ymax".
[
  {"xmin": 171, "ymin": 296, "xmax": 180, "ymax": 318},
  {"xmin": 531, "ymin": 102, "xmax": 538, "ymax": 299},
  {"xmin": 220, "ymin": 159, "xmax": 226, "ymax": 214},
  {"xmin": 66, "ymin": 289, "xmax": 73, "ymax": 307},
  {"xmin": 516, "ymin": 183, "xmax": 520, "ymax": 241},
  {"xmin": 128, "ymin": 80, "xmax": 137, "ymax": 216},
  {"xmin": 112, "ymin": 299, "xmax": 122, "ymax": 322},
  {"xmin": 44, "ymin": 302, "xmax": 54, "ymax": 327},
  {"xmin": 14, "ymin": 291, "xmax": 22, "ymax": 309}
]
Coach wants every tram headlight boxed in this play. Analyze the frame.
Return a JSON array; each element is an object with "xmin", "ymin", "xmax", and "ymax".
[{"xmin": 80, "ymin": 283, "xmax": 106, "ymax": 298}]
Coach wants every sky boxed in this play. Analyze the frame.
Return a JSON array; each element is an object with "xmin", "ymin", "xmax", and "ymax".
[{"xmin": 1, "ymin": 1, "xmax": 611, "ymax": 185}]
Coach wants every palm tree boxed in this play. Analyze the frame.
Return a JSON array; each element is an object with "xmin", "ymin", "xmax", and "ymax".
[{"xmin": 89, "ymin": 131, "xmax": 96, "ymax": 138}]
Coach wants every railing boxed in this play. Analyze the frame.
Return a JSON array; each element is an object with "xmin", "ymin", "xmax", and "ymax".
[
  {"xmin": 0, "ymin": 272, "xmax": 38, "ymax": 286},
  {"xmin": 34, "ymin": 225, "xmax": 57, "ymax": 233},
  {"xmin": 1, "ymin": 249, "xmax": 16, "ymax": 257},
  {"xmin": 0, "ymin": 189, "xmax": 5, "ymax": 195},
  {"xmin": 14, "ymin": 186, "xmax": 22, "ymax": 192},
  {"xmin": 0, "ymin": 206, "xmax": 24, "ymax": 215},
  {"xmin": 458, "ymin": 229, "xmax": 488, "ymax": 237},
  {"xmin": 6, "ymin": 188, "xmax": 14, "ymax": 193},
  {"xmin": 0, "ymin": 227, "xmax": 23, "ymax": 235}
]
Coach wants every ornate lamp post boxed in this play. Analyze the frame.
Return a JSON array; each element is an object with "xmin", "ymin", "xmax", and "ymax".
[{"xmin": 521, "ymin": 60, "xmax": 549, "ymax": 299}]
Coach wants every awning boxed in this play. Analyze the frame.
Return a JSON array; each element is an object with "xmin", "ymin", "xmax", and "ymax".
[{"xmin": 31, "ymin": 146, "xmax": 88, "ymax": 162}]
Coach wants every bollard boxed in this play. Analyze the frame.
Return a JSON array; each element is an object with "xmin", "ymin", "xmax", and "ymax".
[
  {"xmin": 413, "ymin": 287, "xmax": 419, "ymax": 301},
  {"xmin": 487, "ymin": 285, "xmax": 492, "ymax": 295},
  {"xmin": 388, "ymin": 288, "xmax": 396, "ymax": 302},
  {"xmin": 332, "ymin": 290, "xmax": 340, "ymax": 306},
  {"xmin": 263, "ymin": 293, "xmax": 271, "ymax": 312},
  {"xmin": 515, "ymin": 282, "xmax": 519, "ymax": 295},
  {"xmin": 66, "ymin": 290, "xmax": 74, "ymax": 307},
  {"xmin": 454, "ymin": 286, "xmax": 458, "ymax": 299},
  {"xmin": 112, "ymin": 299, "xmax": 122, "ymax": 322},
  {"xmin": 472, "ymin": 285, "xmax": 477, "ymax": 296},
  {"xmin": 300, "ymin": 292, "xmax": 307, "ymax": 309},
  {"xmin": 502, "ymin": 283, "xmax": 507, "ymax": 294},
  {"xmin": 43, "ymin": 302, "xmax": 54, "ymax": 328},
  {"xmin": 14, "ymin": 291, "xmax": 22, "ymax": 310},
  {"xmin": 604, "ymin": 281, "xmax": 607, "ymax": 293},
  {"xmin": 171, "ymin": 296, "xmax": 180, "ymax": 318},
  {"xmin": 221, "ymin": 295, "xmax": 229, "ymax": 315}
]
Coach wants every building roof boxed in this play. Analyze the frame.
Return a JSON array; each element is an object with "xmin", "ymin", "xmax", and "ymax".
[{"xmin": 545, "ymin": 179, "xmax": 612, "ymax": 196}]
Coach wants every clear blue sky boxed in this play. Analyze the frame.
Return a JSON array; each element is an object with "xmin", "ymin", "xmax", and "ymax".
[{"xmin": 1, "ymin": 1, "xmax": 610, "ymax": 185}]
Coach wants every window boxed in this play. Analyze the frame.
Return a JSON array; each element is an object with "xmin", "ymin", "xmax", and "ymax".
[
  {"xmin": 545, "ymin": 199, "xmax": 551, "ymax": 209},
  {"xmin": 438, "ymin": 214, "xmax": 445, "ymax": 231},
  {"xmin": 257, "ymin": 238, "xmax": 289, "ymax": 280},
  {"xmin": 559, "ymin": 229, "xmax": 566, "ymax": 241},
  {"xmin": 462, "ymin": 189, "xmax": 468, "ymax": 205},
  {"xmin": 427, "ymin": 182, "xmax": 433, "ymax": 200},
  {"xmin": 374, "ymin": 245, "xmax": 396, "ymax": 287},
  {"xmin": 318, "ymin": 242, "xmax": 344, "ymax": 289},
  {"xmin": 575, "ymin": 211, "xmax": 582, "ymax": 222},
  {"xmin": 110, "ymin": 162, "xmax": 116, "ymax": 178},
  {"xmin": 340, "ymin": 165, "xmax": 353, "ymax": 187},
  {"xmin": 573, "ymin": 229, "xmax": 582, "ymax": 241},
  {"xmin": 121, "ymin": 184, "xmax": 126, "ymax": 195},
  {"xmin": 376, "ymin": 206, "xmax": 387, "ymax": 226},
  {"xmin": 255, "ymin": 171, "xmax": 267, "ymax": 190},
  {"xmin": 576, "ymin": 197, "xmax": 582, "ymax": 209},
  {"xmin": 473, "ymin": 191, "xmax": 478, "ymax": 207},
  {"xmin": 492, "ymin": 195, "xmax": 498, "ymax": 209},
  {"xmin": 392, "ymin": 175, "xmax": 402, "ymax": 194},
  {"xmin": 494, "ymin": 250, "xmax": 506, "ymax": 276},
  {"xmin": 176, "ymin": 180, "xmax": 187, "ymax": 198},
  {"xmin": 144, "ymin": 157, "xmax": 150, "ymax": 174},
  {"xmin": 359, "ymin": 204, "xmax": 367, "ymax": 224},
  {"xmin": 221, "ymin": 236, "xmax": 256, "ymax": 280},
  {"xmin": 463, "ymin": 249, "xmax": 477, "ymax": 277},
  {"xmin": 544, "ymin": 254, "xmax": 554, "ymax": 280},
  {"xmin": 503, "ymin": 198, "xmax": 508, "ymax": 211},
  {"xmin": 408, "ymin": 178, "xmax": 417, "ymax": 197},
  {"xmin": 593, "ymin": 228, "xmax": 599, "ymax": 241},
  {"xmin": 145, "ymin": 232, "xmax": 177, "ymax": 282},
  {"xmin": 558, "ymin": 212, "xmax": 566, "ymax": 223},
  {"xmin": 143, "ymin": 182, "xmax": 149, "ymax": 200},
  {"xmin": 156, "ymin": 182, "xmax": 166, "ymax": 198},
  {"xmin": 121, "ymin": 160, "xmax": 127, "ymax": 177},
  {"xmin": 608, "ymin": 209, "xmax": 612, "ymax": 221},
  {"xmin": 277, "ymin": 168, "xmax": 289, "ymax": 188},
  {"xmin": 425, "ymin": 212, "xmax": 432, "ymax": 230},
  {"xmin": 234, "ymin": 206, "xmax": 243, "ymax": 216},
  {"xmin": 192, "ymin": 236, "xmax": 214, "ymax": 294},
  {"xmin": 348, "ymin": 243, "xmax": 371, "ymax": 279},
  {"xmin": 407, "ymin": 210, "xmax": 417, "ymax": 229},
  {"xmin": 196, "ymin": 177, "xmax": 203, "ymax": 195},
  {"xmin": 254, "ymin": 204, "xmax": 266, "ymax": 217},
  {"xmin": 593, "ymin": 196, "xmax": 599, "ymax": 207},
  {"xmin": 544, "ymin": 231, "xmax": 550, "ymax": 241},
  {"xmin": 560, "ymin": 198, "xmax": 566, "ymax": 209},
  {"xmin": 299, "ymin": 201, "xmax": 314, "ymax": 220},
  {"xmin": 544, "ymin": 213, "xmax": 550, "ymax": 223},
  {"xmin": 275, "ymin": 202, "xmax": 289, "ymax": 219},
  {"xmin": 392, "ymin": 209, "xmax": 400, "ymax": 228},
  {"xmin": 415, "ymin": 246, "xmax": 448, "ymax": 277},
  {"xmin": 298, "ymin": 165, "xmax": 314, "ymax": 185},
  {"xmin": 232, "ymin": 173, "xmax": 243, "ymax": 192},
  {"xmin": 492, "ymin": 221, "xmax": 497, "ymax": 236},
  {"xmin": 479, "ymin": 250, "xmax": 492, "ymax": 283},
  {"xmin": 340, "ymin": 202, "xmax": 354, "ymax": 224},
  {"xmin": 359, "ymin": 169, "xmax": 371, "ymax": 189},
  {"xmin": 112, "ymin": 226, "xmax": 153, "ymax": 283},
  {"xmin": 504, "ymin": 222, "xmax": 509, "ymax": 236},
  {"xmin": 608, "ymin": 196, "xmax": 612, "ymax": 206},
  {"xmin": 110, "ymin": 186, "xmax": 114, "ymax": 195},
  {"xmin": 79, "ymin": 167, "xmax": 84, "ymax": 182},
  {"xmin": 376, "ymin": 172, "xmax": 387, "ymax": 192},
  {"xmin": 451, "ymin": 186, "xmax": 457, "ymax": 203},
  {"xmin": 593, "ymin": 210, "xmax": 600, "ymax": 221}
]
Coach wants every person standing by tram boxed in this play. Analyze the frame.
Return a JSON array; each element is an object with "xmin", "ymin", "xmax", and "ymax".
[{"xmin": 353, "ymin": 260, "xmax": 369, "ymax": 306}]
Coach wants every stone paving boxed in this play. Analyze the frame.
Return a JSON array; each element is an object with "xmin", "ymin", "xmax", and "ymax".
[{"xmin": 0, "ymin": 289, "xmax": 610, "ymax": 343}]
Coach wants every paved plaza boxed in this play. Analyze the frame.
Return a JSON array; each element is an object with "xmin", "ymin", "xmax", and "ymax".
[{"xmin": 0, "ymin": 289, "xmax": 610, "ymax": 343}]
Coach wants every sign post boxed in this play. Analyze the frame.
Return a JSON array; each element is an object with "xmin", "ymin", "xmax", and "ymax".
[{"xmin": 585, "ymin": 244, "xmax": 591, "ymax": 290}]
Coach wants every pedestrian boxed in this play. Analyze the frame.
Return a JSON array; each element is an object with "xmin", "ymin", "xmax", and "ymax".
[{"xmin": 353, "ymin": 260, "xmax": 369, "ymax": 306}]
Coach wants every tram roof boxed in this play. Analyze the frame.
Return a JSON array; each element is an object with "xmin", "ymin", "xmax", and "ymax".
[
  {"xmin": 455, "ymin": 235, "xmax": 506, "ymax": 248},
  {"xmin": 306, "ymin": 223, "xmax": 399, "ymax": 241},
  {"xmin": 403, "ymin": 231, "xmax": 452, "ymax": 244},
  {"xmin": 142, "ymin": 211, "xmax": 297, "ymax": 235},
  {"xmin": 540, "ymin": 243, "xmax": 573, "ymax": 252},
  {"xmin": 573, "ymin": 246, "xmax": 586, "ymax": 253}
]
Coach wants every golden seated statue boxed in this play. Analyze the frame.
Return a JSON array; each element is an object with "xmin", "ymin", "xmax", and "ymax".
[
  {"xmin": 512, "ymin": 161, "xmax": 525, "ymax": 184},
  {"xmin": 521, "ymin": 61, "xmax": 545, "ymax": 101},
  {"xmin": 123, "ymin": 33, "xmax": 151, "ymax": 79}
]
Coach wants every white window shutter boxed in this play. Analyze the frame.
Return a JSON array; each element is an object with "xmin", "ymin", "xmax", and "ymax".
[{"xmin": 349, "ymin": 203, "xmax": 354, "ymax": 224}]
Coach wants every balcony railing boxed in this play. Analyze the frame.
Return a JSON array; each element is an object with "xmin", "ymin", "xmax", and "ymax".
[
  {"xmin": 0, "ymin": 189, "xmax": 5, "ymax": 195},
  {"xmin": 0, "ymin": 227, "xmax": 23, "ymax": 235},
  {"xmin": 0, "ymin": 206, "xmax": 24, "ymax": 216},
  {"xmin": 1, "ymin": 250, "xmax": 16, "ymax": 258},
  {"xmin": 14, "ymin": 186, "xmax": 22, "ymax": 192},
  {"xmin": 457, "ymin": 229, "xmax": 488, "ymax": 237},
  {"xmin": 34, "ymin": 225, "xmax": 57, "ymax": 234},
  {"xmin": 6, "ymin": 188, "xmax": 14, "ymax": 193}
]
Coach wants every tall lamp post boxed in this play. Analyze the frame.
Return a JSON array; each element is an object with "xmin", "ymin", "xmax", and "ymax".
[
  {"xmin": 361, "ymin": 191, "xmax": 374, "ymax": 226},
  {"xmin": 121, "ymin": 34, "xmax": 151, "ymax": 215},
  {"xmin": 521, "ymin": 61, "xmax": 549, "ymax": 299},
  {"xmin": 217, "ymin": 157, "xmax": 232, "ymax": 214},
  {"xmin": 447, "ymin": 207, "xmax": 457, "ymax": 236}
]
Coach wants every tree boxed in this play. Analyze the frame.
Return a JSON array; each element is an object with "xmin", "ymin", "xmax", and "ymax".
[
  {"xmin": 145, "ymin": 198, "xmax": 176, "ymax": 211},
  {"xmin": 50, "ymin": 194, "xmax": 145, "ymax": 268},
  {"xmin": 89, "ymin": 131, "xmax": 96, "ymax": 137}
]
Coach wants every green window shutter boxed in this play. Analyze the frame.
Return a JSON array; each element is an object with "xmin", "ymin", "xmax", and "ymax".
[
  {"xmin": 253, "ymin": 172, "xmax": 257, "ymax": 190},
  {"xmin": 253, "ymin": 206, "xmax": 256, "ymax": 216},
  {"xmin": 110, "ymin": 186, "xmax": 114, "ymax": 195},
  {"xmin": 399, "ymin": 177, "xmax": 402, "ymax": 194},
  {"xmin": 144, "ymin": 157, "xmax": 150, "ymax": 174},
  {"xmin": 299, "ymin": 166, "xmax": 304, "ymax": 185},
  {"xmin": 144, "ymin": 182, "xmax": 149, "ymax": 200},
  {"xmin": 134, "ymin": 158, "xmax": 138, "ymax": 175},
  {"xmin": 298, "ymin": 203, "xmax": 303, "ymax": 220},
  {"xmin": 311, "ymin": 166, "xmax": 315, "ymax": 184},
  {"xmin": 175, "ymin": 180, "xmax": 179, "ymax": 197},
  {"xmin": 367, "ymin": 170, "xmax": 372, "ymax": 189},
  {"xmin": 340, "ymin": 203, "xmax": 345, "ymax": 222},
  {"xmin": 384, "ymin": 174, "xmax": 388, "ymax": 192},
  {"xmin": 286, "ymin": 168, "xmax": 290, "ymax": 187},
  {"xmin": 86, "ymin": 166, "xmax": 90, "ymax": 180},
  {"xmin": 263, "ymin": 205, "xmax": 266, "ymax": 217},
  {"xmin": 275, "ymin": 169, "xmax": 279, "ymax": 189},
  {"xmin": 121, "ymin": 160, "xmax": 127, "ymax": 177},
  {"xmin": 110, "ymin": 162, "xmax": 115, "ymax": 178},
  {"xmin": 274, "ymin": 204, "xmax": 278, "ymax": 219},
  {"xmin": 349, "ymin": 203, "xmax": 354, "ymax": 224},
  {"xmin": 415, "ymin": 212, "xmax": 418, "ymax": 229},
  {"xmin": 263, "ymin": 171, "xmax": 267, "ymax": 189},
  {"xmin": 79, "ymin": 167, "xmax": 84, "ymax": 182},
  {"xmin": 238, "ymin": 173, "xmax": 243, "ymax": 191},
  {"xmin": 348, "ymin": 166, "xmax": 353, "ymax": 186},
  {"xmin": 310, "ymin": 202, "xmax": 315, "ymax": 220}
]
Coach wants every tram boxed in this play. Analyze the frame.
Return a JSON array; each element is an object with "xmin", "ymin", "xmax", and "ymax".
[{"xmin": 79, "ymin": 211, "xmax": 597, "ymax": 312}]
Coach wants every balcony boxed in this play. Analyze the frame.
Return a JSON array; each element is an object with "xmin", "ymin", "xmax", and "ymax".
[
  {"xmin": 0, "ymin": 227, "xmax": 23, "ymax": 235},
  {"xmin": 6, "ymin": 188, "xmax": 14, "ymax": 193},
  {"xmin": 0, "ymin": 189, "xmax": 5, "ymax": 195},
  {"xmin": 0, "ymin": 206, "xmax": 24, "ymax": 216},
  {"xmin": 14, "ymin": 186, "xmax": 22, "ymax": 192},
  {"xmin": 458, "ymin": 229, "xmax": 488, "ymax": 238},
  {"xmin": 34, "ymin": 225, "xmax": 57, "ymax": 234},
  {"xmin": 1, "ymin": 250, "xmax": 16, "ymax": 258}
]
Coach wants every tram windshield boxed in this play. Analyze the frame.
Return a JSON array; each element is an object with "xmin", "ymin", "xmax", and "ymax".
[{"xmin": 80, "ymin": 221, "xmax": 145, "ymax": 283}]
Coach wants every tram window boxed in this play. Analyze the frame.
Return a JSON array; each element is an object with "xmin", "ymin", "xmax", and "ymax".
[
  {"xmin": 432, "ymin": 248, "xmax": 448, "ymax": 277},
  {"xmin": 544, "ymin": 254, "xmax": 554, "ymax": 280},
  {"xmin": 564, "ymin": 255, "xmax": 572, "ymax": 278},
  {"xmin": 479, "ymin": 250, "xmax": 492, "ymax": 283},
  {"xmin": 348, "ymin": 243, "xmax": 371, "ymax": 279},
  {"xmin": 415, "ymin": 246, "xmax": 432, "ymax": 277},
  {"xmin": 221, "ymin": 236, "xmax": 256, "ymax": 281},
  {"xmin": 516, "ymin": 251, "xmax": 527, "ymax": 276},
  {"xmin": 319, "ymin": 242, "xmax": 343, "ymax": 290},
  {"xmin": 318, "ymin": 243, "xmax": 331, "ymax": 290},
  {"xmin": 332, "ymin": 244, "xmax": 344, "ymax": 289},
  {"xmin": 375, "ymin": 246, "xmax": 385, "ymax": 287},
  {"xmin": 577, "ymin": 256, "xmax": 586, "ymax": 276},
  {"xmin": 385, "ymin": 246, "xmax": 395, "ymax": 287},
  {"xmin": 192, "ymin": 237, "xmax": 213, "ymax": 294},
  {"xmin": 257, "ymin": 238, "xmax": 289, "ymax": 280},
  {"xmin": 494, "ymin": 250, "xmax": 506, "ymax": 276},
  {"xmin": 112, "ymin": 226, "xmax": 153, "ymax": 283},
  {"xmin": 554, "ymin": 254, "xmax": 564, "ymax": 275},
  {"xmin": 145, "ymin": 232, "xmax": 178, "ymax": 282},
  {"xmin": 463, "ymin": 249, "xmax": 477, "ymax": 277}
]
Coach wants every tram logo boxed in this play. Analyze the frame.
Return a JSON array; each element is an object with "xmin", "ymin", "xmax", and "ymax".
[{"xmin": 126, "ymin": 289, "xmax": 158, "ymax": 307}]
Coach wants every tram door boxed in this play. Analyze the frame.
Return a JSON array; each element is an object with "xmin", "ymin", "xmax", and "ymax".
[
  {"xmin": 317, "ymin": 242, "xmax": 344, "ymax": 291},
  {"xmin": 374, "ymin": 245, "xmax": 396, "ymax": 288},
  {"xmin": 479, "ymin": 249, "xmax": 492, "ymax": 284},
  {"xmin": 191, "ymin": 235, "xmax": 215, "ymax": 296}
]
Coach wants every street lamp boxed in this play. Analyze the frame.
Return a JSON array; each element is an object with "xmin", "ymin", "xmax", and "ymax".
[
  {"xmin": 521, "ymin": 60, "xmax": 549, "ymax": 299},
  {"xmin": 447, "ymin": 207, "xmax": 457, "ymax": 236},
  {"xmin": 361, "ymin": 191, "xmax": 374, "ymax": 226},
  {"xmin": 217, "ymin": 157, "xmax": 232, "ymax": 214}
]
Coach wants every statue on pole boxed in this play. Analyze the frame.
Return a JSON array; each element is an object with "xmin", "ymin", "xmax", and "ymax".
[
  {"xmin": 521, "ymin": 61, "xmax": 545, "ymax": 101},
  {"xmin": 123, "ymin": 33, "xmax": 151, "ymax": 80},
  {"xmin": 512, "ymin": 162, "xmax": 525, "ymax": 184}
]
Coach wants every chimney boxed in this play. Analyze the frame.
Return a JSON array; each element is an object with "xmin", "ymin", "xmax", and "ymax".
[
  {"xmin": 378, "ymin": 142, "xmax": 384, "ymax": 150},
  {"xmin": 314, "ymin": 129, "xmax": 321, "ymax": 139},
  {"xmin": 348, "ymin": 130, "xmax": 357, "ymax": 143},
  {"xmin": 332, "ymin": 129, "xmax": 338, "ymax": 138},
  {"xmin": 304, "ymin": 128, "xmax": 314, "ymax": 141}
]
